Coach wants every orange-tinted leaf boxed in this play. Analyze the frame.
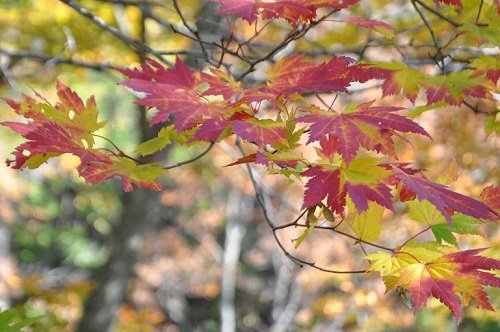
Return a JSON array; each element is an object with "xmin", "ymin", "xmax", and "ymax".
[
  {"xmin": 397, "ymin": 248, "xmax": 500, "ymax": 322},
  {"xmin": 480, "ymin": 185, "xmax": 500, "ymax": 211}
]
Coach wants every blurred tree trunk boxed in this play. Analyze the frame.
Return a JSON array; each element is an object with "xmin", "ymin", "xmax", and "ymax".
[
  {"xmin": 77, "ymin": 1, "xmax": 225, "ymax": 330},
  {"xmin": 77, "ymin": 190, "xmax": 162, "ymax": 332},
  {"xmin": 77, "ymin": 7, "xmax": 162, "ymax": 331}
]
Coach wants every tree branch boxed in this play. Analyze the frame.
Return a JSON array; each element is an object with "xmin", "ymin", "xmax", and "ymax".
[
  {"xmin": 235, "ymin": 140, "xmax": 367, "ymax": 274},
  {"xmin": 0, "ymin": 47, "xmax": 113, "ymax": 72},
  {"xmin": 59, "ymin": 0, "xmax": 171, "ymax": 65},
  {"xmin": 163, "ymin": 142, "xmax": 215, "ymax": 170}
]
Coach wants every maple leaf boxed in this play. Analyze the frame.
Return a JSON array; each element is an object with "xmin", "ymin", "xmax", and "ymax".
[
  {"xmin": 2, "ymin": 121, "xmax": 85, "ymax": 169},
  {"xmin": 391, "ymin": 165, "xmax": 499, "ymax": 223},
  {"xmin": 302, "ymin": 166, "xmax": 345, "ymax": 214},
  {"xmin": 118, "ymin": 57, "xmax": 195, "ymax": 89},
  {"xmin": 470, "ymin": 55, "xmax": 500, "ymax": 84},
  {"xmin": 78, "ymin": 151, "xmax": 164, "ymax": 192},
  {"xmin": 200, "ymin": 68, "xmax": 242, "ymax": 99},
  {"xmin": 212, "ymin": 0, "xmax": 358, "ymax": 27},
  {"xmin": 433, "ymin": 0, "xmax": 462, "ymax": 7},
  {"xmin": 3, "ymin": 82, "xmax": 165, "ymax": 191},
  {"xmin": 2, "ymin": 82, "xmax": 105, "ymax": 169},
  {"xmin": 343, "ymin": 17, "xmax": 394, "ymax": 39},
  {"xmin": 121, "ymin": 57, "xmax": 244, "ymax": 133},
  {"xmin": 424, "ymin": 71, "xmax": 490, "ymax": 106},
  {"xmin": 246, "ymin": 55, "xmax": 385, "ymax": 104},
  {"xmin": 480, "ymin": 185, "xmax": 500, "ymax": 211},
  {"xmin": 397, "ymin": 248, "xmax": 499, "ymax": 322},
  {"xmin": 301, "ymin": 157, "xmax": 393, "ymax": 214},
  {"xmin": 225, "ymin": 151, "xmax": 300, "ymax": 171},
  {"xmin": 190, "ymin": 111, "xmax": 252, "ymax": 143},
  {"xmin": 299, "ymin": 102, "xmax": 430, "ymax": 165},
  {"xmin": 232, "ymin": 118, "xmax": 287, "ymax": 147},
  {"xmin": 375, "ymin": 62, "xmax": 425, "ymax": 103},
  {"xmin": 408, "ymin": 200, "xmax": 483, "ymax": 246},
  {"xmin": 350, "ymin": 203, "xmax": 384, "ymax": 242}
]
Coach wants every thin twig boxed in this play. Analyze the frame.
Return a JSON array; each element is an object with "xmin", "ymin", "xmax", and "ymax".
[
  {"xmin": 236, "ymin": 9, "xmax": 340, "ymax": 81},
  {"xmin": 236, "ymin": 140, "xmax": 368, "ymax": 274},
  {"xmin": 172, "ymin": 0, "xmax": 213, "ymax": 65},
  {"xmin": 476, "ymin": 0, "xmax": 484, "ymax": 23},
  {"xmin": 413, "ymin": 0, "xmax": 461, "ymax": 27},
  {"xmin": 0, "ymin": 47, "xmax": 113, "ymax": 72},
  {"xmin": 274, "ymin": 209, "xmax": 308, "ymax": 230},
  {"xmin": 411, "ymin": 0, "xmax": 445, "ymax": 72},
  {"xmin": 163, "ymin": 142, "xmax": 215, "ymax": 170},
  {"xmin": 59, "ymin": 0, "xmax": 171, "ymax": 65},
  {"xmin": 398, "ymin": 226, "xmax": 432, "ymax": 249},
  {"xmin": 293, "ymin": 224, "xmax": 395, "ymax": 252},
  {"xmin": 93, "ymin": 134, "xmax": 144, "ymax": 164}
]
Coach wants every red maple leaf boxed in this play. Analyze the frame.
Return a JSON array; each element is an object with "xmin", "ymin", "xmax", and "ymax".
[
  {"xmin": 424, "ymin": 71, "xmax": 490, "ymax": 106},
  {"xmin": 200, "ymin": 68, "xmax": 242, "ymax": 99},
  {"xmin": 301, "ymin": 164, "xmax": 393, "ymax": 215},
  {"xmin": 118, "ymin": 57, "xmax": 195, "ymax": 89},
  {"xmin": 190, "ymin": 112, "xmax": 252, "ymax": 142},
  {"xmin": 391, "ymin": 165, "xmax": 499, "ymax": 223},
  {"xmin": 247, "ymin": 55, "xmax": 384, "ymax": 103},
  {"xmin": 121, "ymin": 57, "xmax": 239, "ymax": 131},
  {"xmin": 302, "ymin": 166, "xmax": 346, "ymax": 214},
  {"xmin": 232, "ymin": 118, "xmax": 287, "ymax": 147},
  {"xmin": 2, "ymin": 121, "xmax": 85, "ymax": 169},
  {"xmin": 212, "ymin": 0, "xmax": 358, "ymax": 26},
  {"xmin": 299, "ymin": 102, "xmax": 430, "ymax": 165},
  {"xmin": 2, "ymin": 81, "xmax": 104, "ymax": 169},
  {"xmin": 225, "ymin": 152, "xmax": 299, "ymax": 168}
]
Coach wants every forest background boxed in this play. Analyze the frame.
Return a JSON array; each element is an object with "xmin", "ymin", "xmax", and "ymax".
[{"xmin": 0, "ymin": 0, "xmax": 499, "ymax": 331}]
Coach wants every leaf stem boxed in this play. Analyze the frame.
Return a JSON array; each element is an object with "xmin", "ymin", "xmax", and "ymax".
[{"xmin": 92, "ymin": 134, "xmax": 144, "ymax": 164}]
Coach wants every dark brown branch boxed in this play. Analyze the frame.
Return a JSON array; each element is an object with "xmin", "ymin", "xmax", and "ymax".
[
  {"xmin": 274, "ymin": 209, "xmax": 308, "ymax": 230},
  {"xmin": 292, "ymin": 224, "xmax": 395, "ymax": 252},
  {"xmin": 476, "ymin": 0, "xmax": 485, "ymax": 23}
]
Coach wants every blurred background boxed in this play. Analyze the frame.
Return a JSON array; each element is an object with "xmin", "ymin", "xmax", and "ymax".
[{"xmin": 0, "ymin": 0, "xmax": 498, "ymax": 331}]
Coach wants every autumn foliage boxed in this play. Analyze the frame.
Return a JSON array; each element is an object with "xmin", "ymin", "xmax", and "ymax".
[{"xmin": 2, "ymin": 0, "xmax": 499, "ymax": 323}]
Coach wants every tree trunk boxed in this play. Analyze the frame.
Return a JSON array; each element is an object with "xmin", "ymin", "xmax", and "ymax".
[{"xmin": 77, "ymin": 189, "xmax": 162, "ymax": 332}]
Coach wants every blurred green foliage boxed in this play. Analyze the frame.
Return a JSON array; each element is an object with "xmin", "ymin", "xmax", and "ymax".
[{"xmin": 0, "ymin": 308, "xmax": 41, "ymax": 332}]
